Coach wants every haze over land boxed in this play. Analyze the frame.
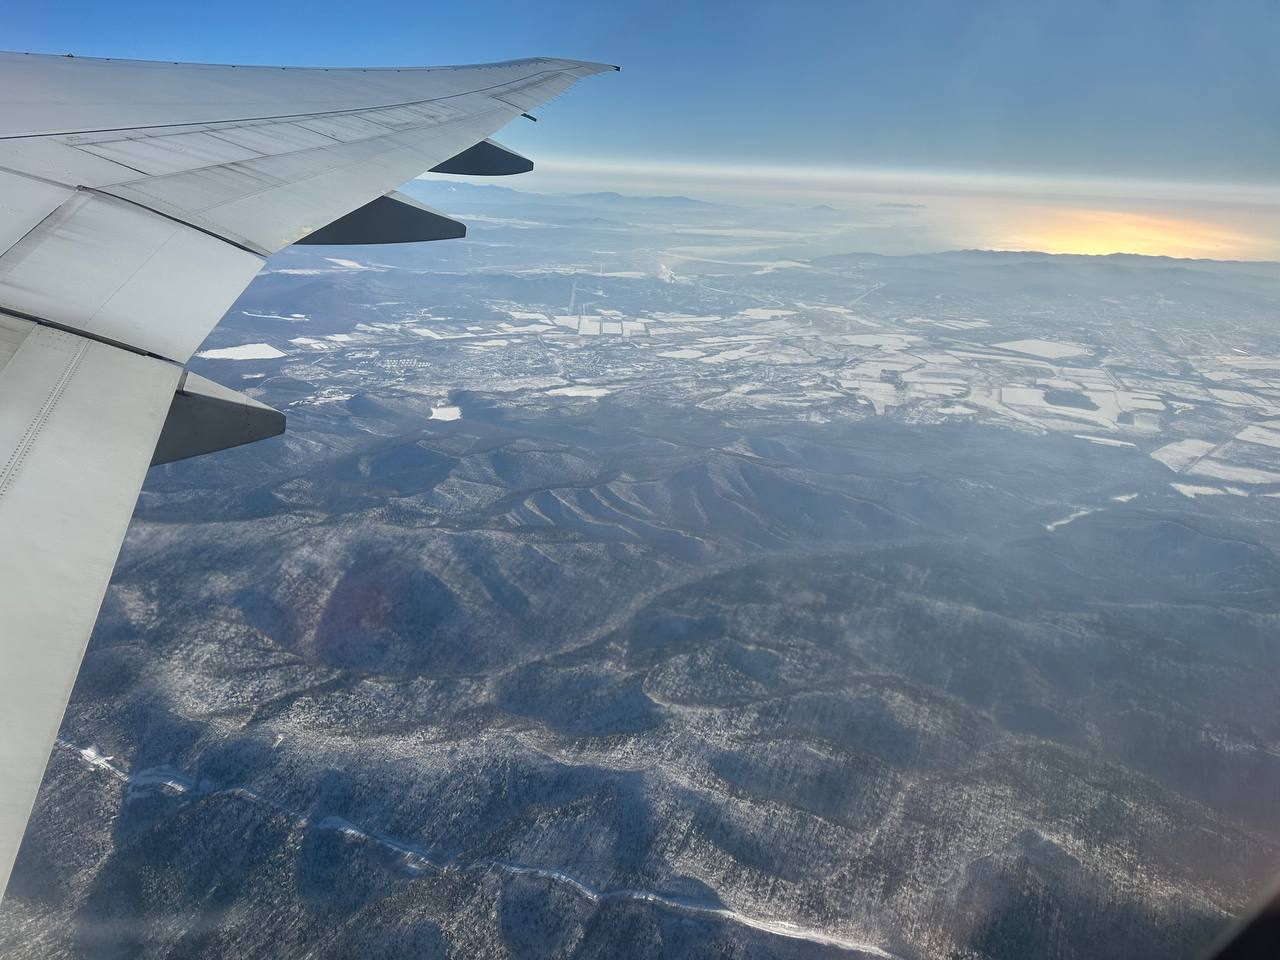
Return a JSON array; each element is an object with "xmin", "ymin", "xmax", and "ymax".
[
  {"xmin": 1, "ymin": 182, "xmax": 1278, "ymax": 958},
  {"xmin": 514, "ymin": 161, "xmax": 1280, "ymax": 261}
]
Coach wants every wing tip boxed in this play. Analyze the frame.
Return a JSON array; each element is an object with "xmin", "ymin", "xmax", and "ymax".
[{"xmin": 556, "ymin": 58, "xmax": 622, "ymax": 77}]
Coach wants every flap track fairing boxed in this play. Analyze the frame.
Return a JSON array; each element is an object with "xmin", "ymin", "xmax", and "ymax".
[
  {"xmin": 429, "ymin": 138, "xmax": 534, "ymax": 176},
  {"xmin": 295, "ymin": 191, "xmax": 465, "ymax": 245},
  {"xmin": 151, "ymin": 371, "xmax": 285, "ymax": 465}
]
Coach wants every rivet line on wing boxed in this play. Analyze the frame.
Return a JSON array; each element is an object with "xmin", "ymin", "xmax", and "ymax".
[
  {"xmin": 0, "ymin": 307, "xmax": 183, "ymax": 366},
  {"xmin": 0, "ymin": 336, "xmax": 87, "ymax": 504}
]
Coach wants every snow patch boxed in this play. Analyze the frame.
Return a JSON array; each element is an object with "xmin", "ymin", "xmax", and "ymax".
[
  {"xmin": 1171, "ymin": 483, "xmax": 1247, "ymax": 498},
  {"xmin": 197, "ymin": 343, "xmax": 286, "ymax": 360},
  {"xmin": 1046, "ymin": 508, "xmax": 1094, "ymax": 532},
  {"xmin": 736, "ymin": 308, "xmax": 796, "ymax": 319},
  {"xmin": 995, "ymin": 338, "xmax": 1089, "ymax": 359},
  {"xmin": 1074, "ymin": 434, "xmax": 1135, "ymax": 448},
  {"xmin": 548, "ymin": 385, "xmax": 612, "ymax": 398},
  {"xmin": 1150, "ymin": 438, "xmax": 1216, "ymax": 473}
]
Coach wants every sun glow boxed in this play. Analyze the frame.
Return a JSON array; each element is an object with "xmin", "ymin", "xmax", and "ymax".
[{"xmin": 1006, "ymin": 208, "xmax": 1261, "ymax": 259}]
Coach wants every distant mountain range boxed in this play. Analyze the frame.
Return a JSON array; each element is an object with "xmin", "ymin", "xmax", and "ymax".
[{"xmin": 407, "ymin": 179, "xmax": 723, "ymax": 210}]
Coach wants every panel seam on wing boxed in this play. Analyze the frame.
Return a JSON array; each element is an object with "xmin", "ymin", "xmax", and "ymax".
[
  {"xmin": 0, "ymin": 307, "xmax": 182, "ymax": 365},
  {"xmin": 0, "ymin": 335, "xmax": 87, "ymax": 503},
  {"xmin": 0, "ymin": 173, "xmax": 74, "ymax": 263},
  {"xmin": 84, "ymin": 186, "xmax": 270, "ymax": 258},
  {"xmin": 0, "ymin": 66, "xmax": 575, "ymax": 141}
]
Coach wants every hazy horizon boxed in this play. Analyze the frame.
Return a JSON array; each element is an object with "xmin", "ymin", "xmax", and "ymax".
[{"xmin": 425, "ymin": 162, "xmax": 1280, "ymax": 262}]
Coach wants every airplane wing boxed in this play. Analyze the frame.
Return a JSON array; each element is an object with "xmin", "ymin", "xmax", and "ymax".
[{"xmin": 0, "ymin": 50, "xmax": 615, "ymax": 898}]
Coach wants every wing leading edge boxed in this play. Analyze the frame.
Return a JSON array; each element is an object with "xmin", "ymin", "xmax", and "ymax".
[{"xmin": 0, "ymin": 51, "xmax": 614, "ymax": 900}]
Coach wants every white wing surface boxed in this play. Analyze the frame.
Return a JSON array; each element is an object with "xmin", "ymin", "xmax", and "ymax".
[{"xmin": 0, "ymin": 50, "xmax": 615, "ymax": 898}]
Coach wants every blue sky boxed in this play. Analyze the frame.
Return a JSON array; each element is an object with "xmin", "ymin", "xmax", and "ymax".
[{"xmin": 11, "ymin": 1, "xmax": 1280, "ymax": 256}]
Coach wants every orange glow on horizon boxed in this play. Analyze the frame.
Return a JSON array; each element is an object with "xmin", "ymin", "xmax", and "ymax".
[{"xmin": 1005, "ymin": 208, "xmax": 1263, "ymax": 260}]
